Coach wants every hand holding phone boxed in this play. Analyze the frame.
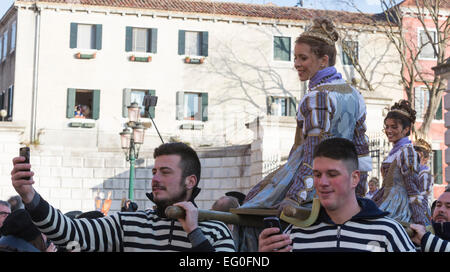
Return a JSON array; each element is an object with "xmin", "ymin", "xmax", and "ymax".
[
  {"xmin": 19, "ymin": 147, "xmax": 31, "ymax": 180},
  {"xmin": 260, "ymin": 216, "xmax": 291, "ymax": 252},
  {"xmin": 263, "ymin": 216, "xmax": 283, "ymax": 234}
]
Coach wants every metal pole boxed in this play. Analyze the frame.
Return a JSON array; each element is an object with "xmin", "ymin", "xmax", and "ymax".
[{"xmin": 128, "ymin": 138, "xmax": 136, "ymax": 200}]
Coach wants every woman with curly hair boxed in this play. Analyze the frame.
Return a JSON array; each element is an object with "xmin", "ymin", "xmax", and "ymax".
[{"xmin": 372, "ymin": 100, "xmax": 431, "ymax": 225}]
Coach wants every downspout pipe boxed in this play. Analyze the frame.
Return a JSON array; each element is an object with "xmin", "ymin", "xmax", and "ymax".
[{"xmin": 30, "ymin": 4, "xmax": 41, "ymax": 144}]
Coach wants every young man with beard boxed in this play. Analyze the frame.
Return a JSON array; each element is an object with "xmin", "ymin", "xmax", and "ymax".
[
  {"xmin": 410, "ymin": 188, "xmax": 450, "ymax": 252},
  {"xmin": 10, "ymin": 142, "xmax": 235, "ymax": 252}
]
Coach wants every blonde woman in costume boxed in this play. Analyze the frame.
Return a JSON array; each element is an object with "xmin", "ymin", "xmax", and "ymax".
[{"xmin": 236, "ymin": 18, "xmax": 372, "ymax": 251}]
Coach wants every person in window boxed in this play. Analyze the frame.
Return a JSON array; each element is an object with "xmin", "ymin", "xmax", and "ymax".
[
  {"xmin": 74, "ymin": 105, "xmax": 84, "ymax": 118},
  {"xmin": 372, "ymin": 100, "xmax": 431, "ymax": 226},
  {"xmin": 80, "ymin": 105, "xmax": 91, "ymax": 119},
  {"xmin": 237, "ymin": 17, "xmax": 371, "ymax": 251}
]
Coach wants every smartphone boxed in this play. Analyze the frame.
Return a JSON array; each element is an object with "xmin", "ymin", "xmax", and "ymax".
[
  {"xmin": 19, "ymin": 147, "xmax": 30, "ymax": 180},
  {"xmin": 263, "ymin": 216, "xmax": 283, "ymax": 234}
]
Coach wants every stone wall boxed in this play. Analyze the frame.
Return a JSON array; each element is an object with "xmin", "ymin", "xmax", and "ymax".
[{"xmin": 0, "ymin": 126, "xmax": 252, "ymax": 213}]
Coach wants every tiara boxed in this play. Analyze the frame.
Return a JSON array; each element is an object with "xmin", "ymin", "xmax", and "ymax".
[
  {"xmin": 299, "ymin": 31, "xmax": 335, "ymax": 46},
  {"xmin": 414, "ymin": 138, "xmax": 432, "ymax": 153},
  {"xmin": 389, "ymin": 109, "xmax": 412, "ymax": 120},
  {"xmin": 299, "ymin": 22, "xmax": 335, "ymax": 46}
]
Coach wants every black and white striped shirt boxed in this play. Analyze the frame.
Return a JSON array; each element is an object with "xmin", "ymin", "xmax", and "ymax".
[
  {"xmin": 290, "ymin": 198, "xmax": 416, "ymax": 252},
  {"xmin": 420, "ymin": 232, "xmax": 450, "ymax": 252},
  {"xmin": 27, "ymin": 194, "xmax": 235, "ymax": 252}
]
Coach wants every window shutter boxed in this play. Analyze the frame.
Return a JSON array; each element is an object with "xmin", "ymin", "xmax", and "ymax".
[
  {"xmin": 95, "ymin": 24, "xmax": 102, "ymax": 50},
  {"xmin": 178, "ymin": 30, "xmax": 185, "ymax": 55},
  {"xmin": 433, "ymin": 150, "xmax": 442, "ymax": 184},
  {"xmin": 201, "ymin": 93, "xmax": 208, "ymax": 121},
  {"xmin": 201, "ymin": 31, "xmax": 208, "ymax": 57},
  {"xmin": 266, "ymin": 96, "xmax": 275, "ymax": 115},
  {"xmin": 122, "ymin": 89, "xmax": 131, "ymax": 117},
  {"xmin": 125, "ymin": 27, "xmax": 133, "ymax": 52},
  {"xmin": 289, "ymin": 97, "xmax": 297, "ymax": 116},
  {"xmin": 274, "ymin": 37, "xmax": 290, "ymax": 61},
  {"xmin": 7, "ymin": 85, "xmax": 13, "ymax": 118},
  {"xmin": 0, "ymin": 90, "xmax": 4, "ymax": 110},
  {"xmin": 70, "ymin": 23, "xmax": 78, "ymax": 48},
  {"xmin": 149, "ymin": 28, "xmax": 157, "ymax": 53},
  {"xmin": 176, "ymin": 91, "xmax": 184, "ymax": 120},
  {"xmin": 66, "ymin": 88, "xmax": 76, "ymax": 118},
  {"xmin": 148, "ymin": 90, "xmax": 156, "ymax": 118},
  {"xmin": 414, "ymin": 87, "xmax": 424, "ymax": 118},
  {"xmin": 434, "ymin": 98, "xmax": 442, "ymax": 120},
  {"xmin": 92, "ymin": 89, "xmax": 100, "ymax": 120}
]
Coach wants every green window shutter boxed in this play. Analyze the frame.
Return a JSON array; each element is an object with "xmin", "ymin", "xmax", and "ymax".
[
  {"xmin": 434, "ymin": 98, "xmax": 442, "ymax": 120},
  {"xmin": 125, "ymin": 27, "xmax": 133, "ymax": 52},
  {"xmin": 274, "ymin": 36, "xmax": 291, "ymax": 61},
  {"xmin": 266, "ymin": 96, "xmax": 274, "ymax": 115},
  {"xmin": 433, "ymin": 150, "xmax": 442, "ymax": 184},
  {"xmin": 122, "ymin": 88, "xmax": 131, "ymax": 117},
  {"xmin": 288, "ymin": 97, "xmax": 297, "ymax": 116},
  {"xmin": 66, "ymin": 88, "xmax": 76, "ymax": 118},
  {"xmin": 149, "ymin": 28, "xmax": 157, "ymax": 53},
  {"xmin": 201, "ymin": 93, "xmax": 208, "ymax": 122},
  {"xmin": 70, "ymin": 23, "xmax": 78, "ymax": 48},
  {"xmin": 95, "ymin": 24, "xmax": 102, "ymax": 50},
  {"xmin": 176, "ymin": 91, "xmax": 184, "ymax": 120},
  {"xmin": 92, "ymin": 89, "xmax": 100, "ymax": 120},
  {"xmin": 201, "ymin": 31, "xmax": 208, "ymax": 57},
  {"xmin": 178, "ymin": 30, "xmax": 185, "ymax": 55},
  {"xmin": 148, "ymin": 90, "xmax": 156, "ymax": 118},
  {"xmin": 7, "ymin": 85, "xmax": 13, "ymax": 118}
]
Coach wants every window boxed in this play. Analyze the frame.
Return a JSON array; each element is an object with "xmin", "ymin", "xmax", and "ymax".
[
  {"xmin": 419, "ymin": 29, "xmax": 437, "ymax": 59},
  {"xmin": 125, "ymin": 27, "xmax": 157, "ymax": 53},
  {"xmin": 414, "ymin": 87, "xmax": 442, "ymax": 120},
  {"xmin": 176, "ymin": 91, "xmax": 208, "ymax": 121},
  {"xmin": 433, "ymin": 149, "xmax": 442, "ymax": 185},
  {"xmin": 267, "ymin": 96, "xmax": 296, "ymax": 116},
  {"xmin": 414, "ymin": 87, "xmax": 428, "ymax": 119},
  {"xmin": 122, "ymin": 89, "xmax": 156, "ymax": 118},
  {"xmin": 274, "ymin": 36, "xmax": 291, "ymax": 61},
  {"xmin": 0, "ymin": 86, "xmax": 14, "ymax": 121},
  {"xmin": 66, "ymin": 88, "xmax": 100, "ymax": 120},
  {"xmin": 342, "ymin": 40, "xmax": 358, "ymax": 66},
  {"xmin": 10, "ymin": 22, "xmax": 16, "ymax": 52},
  {"xmin": 70, "ymin": 23, "xmax": 102, "ymax": 50},
  {"xmin": 2, "ymin": 31, "xmax": 8, "ymax": 60},
  {"xmin": 178, "ymin": 30, "xmax": 208, "ymax": 57}
]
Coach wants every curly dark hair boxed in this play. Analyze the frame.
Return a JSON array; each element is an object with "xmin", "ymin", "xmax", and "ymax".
[{"xmin": 385, "ymin": 100, "xmax": 416, "ymax": 136}]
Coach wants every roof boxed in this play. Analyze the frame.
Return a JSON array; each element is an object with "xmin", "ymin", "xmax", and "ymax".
[
  {"xmin": 16, "ymin": 0, "xmax": 384, "ymax": 25},
  {"xmin": 399, "ymin": 0, "xmax": 450, "ymax": 9}
]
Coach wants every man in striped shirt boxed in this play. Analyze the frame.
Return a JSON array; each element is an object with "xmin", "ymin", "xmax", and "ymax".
[
  {"xmin": 410, "ymin": 188, "xmax": 450, "ymax": 252},
  {"xmin": 259, "ymin": 138, "xmax": 416, "ymax": 252},
  {"xmin": 11, "ymin": 142, "xmax": 235, "ymax": 252}
]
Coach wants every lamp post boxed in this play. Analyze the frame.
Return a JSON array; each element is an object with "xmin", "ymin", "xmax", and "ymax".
[{"xmin": 120, "ymin": 102, "xmax": 146, "ymax": 200}]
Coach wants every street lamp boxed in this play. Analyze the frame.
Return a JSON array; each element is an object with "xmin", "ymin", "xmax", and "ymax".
[{"xmin": 120, "ymin": 102, "xmax": 146, "ymax": 200}]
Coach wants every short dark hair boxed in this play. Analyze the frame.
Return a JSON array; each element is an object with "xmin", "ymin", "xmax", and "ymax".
[
  {"xmin": 153, "ymin": 142, "xmax": 201, "ymax": 187},
  {"xmin": 313, "ymin": 138, "xmax": 359, "ymax": 172}
]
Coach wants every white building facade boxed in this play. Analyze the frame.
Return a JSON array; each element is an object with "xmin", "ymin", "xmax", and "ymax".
[{"xmin": 0, "ymin": 0, "xmax": 403, "ymax": 213}]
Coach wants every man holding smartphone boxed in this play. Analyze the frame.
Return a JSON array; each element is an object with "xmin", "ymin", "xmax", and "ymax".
[
  {"xmin": 259, "ymin": 138, "xmax": 416, "ymax": 252},
  {"xmin": 11, "ymin": 142, "xmax": 235, "ymax": 252}
]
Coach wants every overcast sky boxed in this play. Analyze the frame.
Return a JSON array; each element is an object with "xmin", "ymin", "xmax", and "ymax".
[{"xmin": 0, "ymin": 0, "xmax": 390, "ymax": 19}]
